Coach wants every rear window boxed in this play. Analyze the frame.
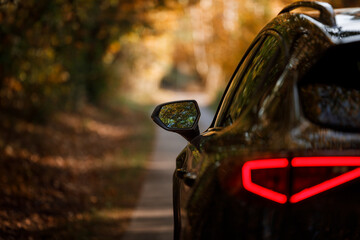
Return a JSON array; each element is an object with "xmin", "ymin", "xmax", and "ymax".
[{"xmin": 299, "ymin": 41, "xmax": 360, "ymax": 131}]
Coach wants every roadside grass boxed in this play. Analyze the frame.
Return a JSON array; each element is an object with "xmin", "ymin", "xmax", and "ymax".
[{"xmin": 0, "ymin": 102, "xmax": 154, "ymax": 239}]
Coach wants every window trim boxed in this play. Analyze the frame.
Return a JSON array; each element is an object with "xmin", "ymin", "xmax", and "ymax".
[
  {"xmin": 211, "ymin": 29, "xmax": 288, "ymax": 128},
  {"xmin": 211, "ymin": 35, "xmax": 265, "ymax": 128}
]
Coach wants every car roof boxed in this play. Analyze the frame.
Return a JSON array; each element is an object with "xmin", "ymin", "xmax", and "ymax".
[
  {"xmin": 333, "ymin": 8, "xmax": 360, "ymax": 36},
  {"xmin": 273, "ymin": 2, "xmax": 360, "ymax": 44}
]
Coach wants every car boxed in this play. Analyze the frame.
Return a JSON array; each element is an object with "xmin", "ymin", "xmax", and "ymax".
[{"xmin": 151, "ymin": 1, "xmax": 360, "ymax": 239}]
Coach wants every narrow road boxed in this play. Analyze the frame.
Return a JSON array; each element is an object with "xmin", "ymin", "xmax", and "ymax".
[{"xmin": 122, "ymin": 101, "xmax": 214, "ymax": 240}]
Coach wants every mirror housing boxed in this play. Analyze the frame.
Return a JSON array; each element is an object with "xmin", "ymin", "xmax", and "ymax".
[{"xmin": 151, "ymin": 100, "xmax": 201, "ymax": 142}]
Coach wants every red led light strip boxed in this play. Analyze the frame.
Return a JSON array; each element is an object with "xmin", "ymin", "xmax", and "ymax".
[
  {"xmin": 290, "ymin": 157, "xmax": 360, "ymax": 203},
  {"xmin": 242, "ymin": 159, "xmax": 288, "ymax": 204},
  {"xmin": 242, "ymin": 157, "xmax": 360, "ymax": 204}
]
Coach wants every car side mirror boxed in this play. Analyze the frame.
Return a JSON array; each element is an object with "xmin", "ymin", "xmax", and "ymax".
[{"xmin": 151, "ymin": 100, "xmax": 201, "ymax": 142}]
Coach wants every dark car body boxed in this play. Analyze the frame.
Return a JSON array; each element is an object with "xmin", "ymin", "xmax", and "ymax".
[{"xmin": 152, "ymin": 1, "xmax": 360, "ymax": 239}]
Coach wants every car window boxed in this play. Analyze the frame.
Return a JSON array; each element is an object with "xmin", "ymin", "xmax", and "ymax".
[
  {"xmin": 213, "ymin": 37, "xmax": 264, "ymax": 127},
  {"xmin": 220, "ymin": 35, "xmax": 284, "ymax": 127},
  {"xmin": 298, "ymin": 41, "xmax": 360, "ymax": 131}
]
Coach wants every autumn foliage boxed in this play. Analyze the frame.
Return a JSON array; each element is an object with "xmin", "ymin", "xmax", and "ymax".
[
  {"xmin": 0, "ymin": 0, "xmax": 183, "ymax": 120},
  {"xmin": 0, "ymin": 0, "xmax": 355, "ymax": 118}
]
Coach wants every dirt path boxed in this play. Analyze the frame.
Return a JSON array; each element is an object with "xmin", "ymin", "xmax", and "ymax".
[
  {"xmin": 122, "ymin": 102, "xmax": 214, "ymax": 240},
  {"xmin": 0, "ymin": 104, "xmax": 154, "ymax": 239}
]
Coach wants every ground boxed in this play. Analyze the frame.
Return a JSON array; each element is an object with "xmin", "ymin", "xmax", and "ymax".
[{"xmin": 0, "ymin": 104, "xmax": 154, "ymax": 239}]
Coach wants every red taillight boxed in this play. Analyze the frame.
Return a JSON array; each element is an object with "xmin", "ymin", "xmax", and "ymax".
[
  {"xmin": 240, "ymin": 157, "xmax": 360, "ymax": 204},
  {"xmin": 242, "ymin": 159, "xmax": 288, "ymax": 204},
  {"xmin": 290, "ymin": 157, "xmax": 360, "ymax": 203}
]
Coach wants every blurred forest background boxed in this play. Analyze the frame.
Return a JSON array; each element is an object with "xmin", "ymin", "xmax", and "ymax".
[{"xmin": 0, "ymin": 0, "xmax": 358, "ymax": 239}]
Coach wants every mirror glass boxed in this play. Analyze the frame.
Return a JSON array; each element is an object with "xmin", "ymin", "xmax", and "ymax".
[{"xmin": 159, "ymin": 102, "xmax": 198, "ymax": 129}]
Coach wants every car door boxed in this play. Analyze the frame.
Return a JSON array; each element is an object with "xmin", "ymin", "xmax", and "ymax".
[{"xmin": 175, "ymin": 30, "xmax": 288, "ymax": 240}]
